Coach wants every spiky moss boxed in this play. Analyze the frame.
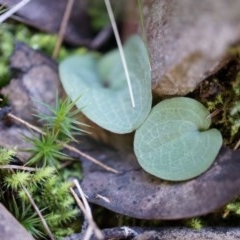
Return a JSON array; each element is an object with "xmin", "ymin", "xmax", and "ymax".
[
  {"xmin": 0, "ymin": 96, "xmax": 86, "ymax": 238},
  {"xmin": 190, "ymin": 48, "xmax": 240, "ymax": 149},
  {"xmin": 0, "ymin": 148, "xmax": 78, "ymax": 239}
]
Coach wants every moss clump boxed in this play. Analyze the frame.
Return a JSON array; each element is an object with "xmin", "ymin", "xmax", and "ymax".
[
  {"xmin": 192, "ymin": 54, "xmax": 240, "ymax": 148},
  {"xmin": 0, "ymin": 22, "xmax": 86, "ymax": 87},
  {"xmin": 0, "ymin": 96, "xmax": 86, "ymax": 238},
  {"xmin": 0, "ymin": 150, "xmax": 78, "ymax": 238}
]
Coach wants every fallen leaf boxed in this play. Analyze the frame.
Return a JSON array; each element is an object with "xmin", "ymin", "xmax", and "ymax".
[
  {"xmin": 65, "ymin": 227, "xmax": 240, "ymax": 240},
  {"xmin": 81, "ymin": 141, "xmax": 240, "ymax": 220}
]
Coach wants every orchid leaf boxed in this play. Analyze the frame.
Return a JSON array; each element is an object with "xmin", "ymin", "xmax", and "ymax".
[
  {"xmin": 59, "ymin": 35, "xmax": 152, "ymax": 133},
  {"xmin": 134, "ymin": 97, "xmax": 223, "ymax": 181}
]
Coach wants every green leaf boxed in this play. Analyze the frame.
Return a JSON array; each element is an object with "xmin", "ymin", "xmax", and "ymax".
[
  {"xmin": 59, "ymin": 35, "xmax": 152, "ymax": 133},
  {"xmin": 134, "ymin": 97, "xmax": 223, "ymax": 181}
]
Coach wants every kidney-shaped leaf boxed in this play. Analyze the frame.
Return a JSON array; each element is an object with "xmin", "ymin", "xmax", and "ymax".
[
  {"xmin": 134, "ymin": 97, "xmax": 223, "ymax": 181},
  {"xmin": 59, "ymin": 35, "xmax": 152, "ymax": 133}
]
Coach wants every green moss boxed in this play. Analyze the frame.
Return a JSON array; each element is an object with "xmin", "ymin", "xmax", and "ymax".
[
  {"xmin": 192, "ymin": 55, "xmax": 240, "ymax": 148},
  {"xmin": 0, "ymin": 22, "xmax": 87, "ymax": 87},
  {"xmin": 0, "ymin": 96, "xmax": 86, "ymax": 238},
  {"xmin": 186, "ymin": 218, "xmax": 204, "ymax": 230},
  {"xmin": 87, "ymin": 0, "xmax": 110, "ymax": 31},
  {"xmin": 0, "ymin": 162, "xmax": 79, "ymax": 239},
  {"xmin": 86, "ymin": 0, "xmax": 124, "ymax": 31}
]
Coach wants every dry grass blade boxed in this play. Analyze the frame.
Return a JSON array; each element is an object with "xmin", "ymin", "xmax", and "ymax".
[
  {"xmin": 70, "ymin": 179, "xmax": 104, "ymax": 240},
  {"xmin": 234, "ymin": 140, "xmax": 240, "ymax": 150},
  {"xmin": 83, "ymin": 226, "xmax": 94, "ymax": 240},
  {"xmin": 8, "ymin": 169, "xmax": 53, "ymax": 238},
  {"xmin": 52, "ymin": 0, "xmax": 75, "ymax": 59},
  {"xmin": 0, "ymin": 0, "xmax": 31, "ymax": 24},
  {"xmin": 4, "ymin": 111, "xmax": 118, "ymax": 173},
  {"xmin": 104, "ymin": 0, "xmax": 135, "ymax": 108},
  {"xmin": 0, "ymin": 165, "xmax": 36, "ymax": 171},
  {"xmin": 22, "ymin": 185, "xmax": 55, "ymax": 240},
  {"xmin": 64, "ymin": 144, "xmax": 118, "ymax": 174}
]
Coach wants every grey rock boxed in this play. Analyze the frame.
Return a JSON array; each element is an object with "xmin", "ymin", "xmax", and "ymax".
[
  {"xmin": 143, "ymin": 0, "xmax": 240, "ymax": 95},
  {"xmin": 0, "ymin": 203, "xmax": 34, "ymax": 240}
]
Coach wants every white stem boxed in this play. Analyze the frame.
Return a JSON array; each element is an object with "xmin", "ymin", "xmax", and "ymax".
[
  {"xmin": 0, "ymin": 0, "xmax": 31, "ymax": 24},
  {"xmin": 104, "ymin": 0, "xmax": 136, "ymax": 108}
]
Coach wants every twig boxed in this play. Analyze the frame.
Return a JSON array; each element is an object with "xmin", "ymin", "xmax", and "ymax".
[
  {"xmin": 104, "ymin": 0, "xmax": 135, "ymax": 108},
  {"xmin": 4, "ymin": 110, "xmax": 118, "ymax": 173},
  {"xmin": 10, "ymin": 166, "xmax": 54, "ymax": 238},
  {"xmin": 64, "ymin": 144, "xmax": 118, "ymax": 174},
  {"xmin": 234, "ymin": 139, "xmax": 240, "ymax": 150},
  {"xmin": 0, "ymin": 0, "xmax": 31, "ymax": 24},
  {"xmin": 0, "ymin": 165, "xmax": 36, "ymax": 171},
  {"xmin": 52, "ymin": 0, "xmax": 75, "ymax": 59},
  {"xmin": 22, "ymin": 185, "xmax": 55, "ymax": 240},
  {"xmin": 96, "ymin": 194, "xmax": 111, "ymax": 203},
  {"xmin": 10, "ymin": 169, "xmax": 55, "ymax": 240},
  {"xmin": 73, "ymin": 179, "xmax": 91, "ymax": 214},
  {"xmin": 206, "ymin": 109, "xmax": 221, "ymax": 120},
  {"xmin": 70, "ymin": 179, "xmax": 104, "ymax": 240},
  {"xmin": 8, "ymin": 112, "xmax": 43, "ymax": 134},
  {"xmin": 83, "ymin": 226, "xmax": 94, "ymax": 240}
]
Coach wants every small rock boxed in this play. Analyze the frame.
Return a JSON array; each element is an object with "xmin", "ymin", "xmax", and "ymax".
[
  {"xmin": 0, "ymin": 203, "xmax": 34, "ymax": 240},
  {"xmin": 142, "ymin": 0, "xmax": 240, "ymax": 95}
]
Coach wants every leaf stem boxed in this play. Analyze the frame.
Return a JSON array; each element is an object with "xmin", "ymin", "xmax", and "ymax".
[
  {"xmin": 52, "ymin": 0, "xmax": 75, "ymax": 59},
  {"xmin": 22, "ymin": 185, "xmax": 55, "ymax": 240}
]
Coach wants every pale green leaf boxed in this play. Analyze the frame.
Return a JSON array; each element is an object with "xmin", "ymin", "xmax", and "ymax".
[
  {"xmin": 134, "ymin": 97, "xmax": 223, "ymax": 181},
  {"xmin": 59, "ymin": 35, "xmax": 152, "ymax": 133}
]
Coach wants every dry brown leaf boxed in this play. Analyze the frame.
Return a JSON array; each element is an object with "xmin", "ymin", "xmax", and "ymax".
[{"xmin": 80, "ymin": 139, "xmax": 240, "ymax": 220}]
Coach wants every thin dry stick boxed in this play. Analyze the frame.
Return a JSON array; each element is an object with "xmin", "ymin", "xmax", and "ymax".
[
  {"xmin": 0, "ymin": 0, "xmax": 31, "ymax": 24},
  {"xmin": 64, "ymin": 144, "xmax": 118, "ymax": 173},
  {"xmin": 73, "ymin": 179, "xmax": 91, "ymax": 214},
  {"xmin": 0, "ymin": 165, "xmax": 36, "ymax": 171},
  {"xmin": 70, "ymin": 188, "xmax": 94, "ymax": 240},
  {"xmin": 22, "ymin": 185, "xmax": 55, "ymax": 240},
  {"xmin": 5, "ymin": 111, "xmax": 118, "ymax": 173},
  {"xmin": 206, "ymin": 109, "xmax": 221, "ymax": 120},
  {"xmin": 52, "ymin": 0, "xmax": 75, "ymax": 59},
  {"xmin": 70, "ymin": 182, "xmax": 103, "ymax": 240},
  {"xmin": 8, "ymin": 112, "xmax": 43, "ymax": 134},
  {"xmin": 234, "ymin": 139, "xmax": 240, "ymax": 150},
  {"xmin": 10, "ymin": 165, "xmax": 54, "ymax": 238},
  {"xmin": 104, "ymin": 0, "xmax": 135, "ymax": 108},
  {"xmin": 83, "ymin": 226, "xmax": 94, "ymax": 240}
]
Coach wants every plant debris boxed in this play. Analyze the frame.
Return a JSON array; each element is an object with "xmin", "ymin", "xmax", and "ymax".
[{"xmin": 0, "ymin": 0, "xmax": 93, "ymax": 46}]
